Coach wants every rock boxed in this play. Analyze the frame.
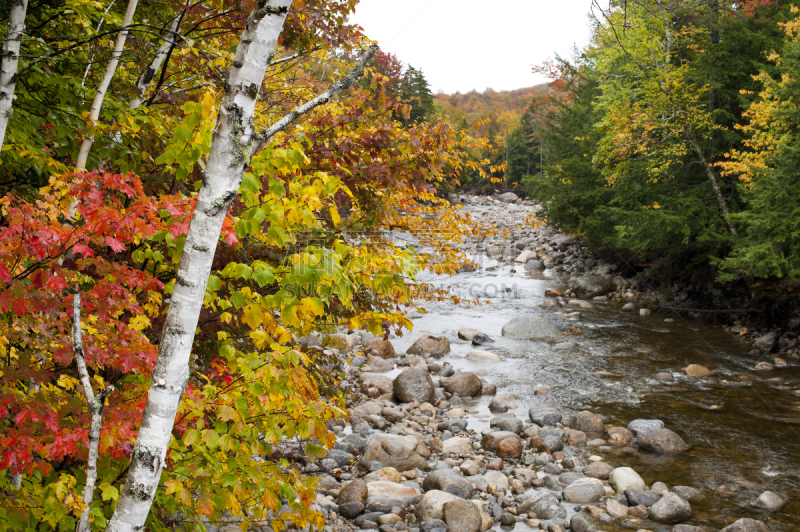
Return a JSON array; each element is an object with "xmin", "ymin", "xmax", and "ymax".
[
  {"xmin": 544, "ymin": 288, "xmax": 564, "ymax": 297},
  {"xmin": 489, "ymin": 414, "xmax": 524, "ymax": 434},
  {"xmin": 572, "ymin": 275, "xmax": 614, "ymax": 299},
  {"xmin": 627, "ymin": 419, "xmax": 664, "ymax": 436},
  {"xmin": 393, "ymin": 366, "xmax": 436, "ymax": 404},
  {"xmin": 498, "ymin": 192, "xmax": 518, "ymax": 203},
  {"xmin": 606, "ymin": 498, "xmax": 629, "ymax": 519},
  {"xmin": 442, "ymin": 499, "xmax": 482, "ymax": 532},
  {"xmin": 754, "ymin": 490, "xmax": 787, "ymax": 511},
  {"xmin": 362, "ymin": 433, "xmax": 427, "ymax": 471},
  {"xmin": 624, "ymin": 489, "xmax": 660, "ymax": 507},
  {"xmin": 365, "ymin": 355, "xmax": 394, "ymax": 372},
  {"xmin": 754, "ymin": 332, "xmax": 777, "ymax": 352},
  {"xmin": 442, "ymin": 436, "xmax": 472, "ymax": 457},
  {"xmin": 513, "ymin": 468, "xmax": 538, "ymax": 487},
  {"xmin": 568, "ymin": 430, "xmax": 587, "ymax": 446},
  {"xmin": 684, "ymin": 364, "xmax": 711, "ymax": 377},
  {"xmin": 423, "ymin": 469, "xmax": 475, "ymax": 499},
  {"xmin": 420, "ymin": 519, "xmax": 447, "ymax": 532},
  {"xmin": 519, "ymin": 491, "xmax": 567, "ymax": 520},
  {"xmin": 481, "ymin": 431, "xmax": 522, "ymax": 453},
  {"xmin": 563, "ymin": 478, "xmax": 605, "ymax": 503},
  {"xmin": 569, "ymin": 515, "xmax": 593, "ymax": 532},
  {"xmin": 650, "ymin": 492, "xmax": 692, "ymax": 523},
  {"xmin": 672, "ymin": 486, "xmax": 701, "ymax": 502},
  {"xmin": 338, "ymin": 501, "xmax": 365, "ymax": 518},
  {"xmin": 516, "ymin": 250, "xmax": 537, "ymax": 263},
  {"xmin": 640, "ymin": 308, "xmax": 652, "ymax": 317},
  {"xmin": 754, "ymin": 361, "xmax": 773, "ymax": 371},
  {"xmin": 366, "ymin": 339, "xmax": 395, "ymax": 359},
  {"xmin": 501, "ymin": 316, "xmax": 561, "ymax": 340},
  {"xmin": 481, "ymin": 382, "xmax": 497, "ymax": 395},
  {"xmin": 656, "ymin": 371, "xmax": 674, "ymax": 382},
  {"xmin": 569, "ymin": 411, "xmax": 604, "ymax": 432},
  {"xmin": 488, "ymin": 398, "xmax": 508, "ymax": 413},
  {"xmin": 443, "ymin": 372, "xmax": 482, "ymax": 397},
  {"xmin": 496, "ymin": 434, "xmax": 524, "ymax": 459},
  {"xmin": 459, "ymin": 460, "xmax": 481, "ymax": 476},
  {"xmin": 465, "ymin": 349, "xmax": 502, "ymax": 362},
  {"xmin": 638, "ymin": 428, "xmax": 689, "ymax": 454},
  {"xmin": 365, "ymin": 467, "xmax": 402, "ymax": 483},
  {"xmin": 584, "ymin": 461, "xmax": 614, "ymax": 480},
  {"xmin": 339, "ymin": 479, "xmax": 369, "ymax": 505},
  {"xmin": 525, "ymin": 259, "xmax": 545, "ymax": 271},
  {"xmin": 458, "ymin": 328, "xmax": 492, "ymax": 344},
  {"xmin": 609, "ymin": 467, "xmax": 646, "ymax": 493},
  {"xmin": 366, "ymin": 496, "xmax": 405, "ymax": 514},
  {"xmin": 672, "ymin": 526, "xmax": 707, "ymax": 532},
  {"xmin": 378, "ymin": 514, "xmax": 402, "ymax": 526},
  {"xmin": 416, "ymin": 490, "xmax": 461, "ymax": 521},
  {"xmin": 366, "ymin": 481, "xmax": 419, "ymax": 499},
  {"xmin": 485, "ymin": 470, "xmax": 509, "ymax": 492},
  {"xmin": 528, "ymin": 404, "xmax": 562, "ymax": 426},
  {"xmin": 608, "ymin": 426, "xmax": 634, "ymax": 446},
  {"xmin": 540, "ymin": 431, "xmax": 564, "ymax": 452},
  {"xmin": 358, "ymin": 373, "xmax": 393, "ymax": 394},
  {"xmin": 719, "ymin": 518, "xmax": 771, "ymax": 532},
  {"xmin": 407, "ymin": 334, "xmax": 451, "ymax": 356}
]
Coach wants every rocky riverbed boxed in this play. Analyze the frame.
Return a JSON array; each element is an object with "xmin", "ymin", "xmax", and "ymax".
[{"xmin": 251, "ymin": 194, "xmax": 799, "ymax": 532}]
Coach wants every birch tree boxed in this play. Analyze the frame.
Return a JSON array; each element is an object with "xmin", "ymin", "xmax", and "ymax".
[
  {"xmin": 0, "ymin": 0, "xmax": 28, "ymax": 151},
  {"xmin": 105, "ymin": 0, "xmax": 375, "ymax": 528}
]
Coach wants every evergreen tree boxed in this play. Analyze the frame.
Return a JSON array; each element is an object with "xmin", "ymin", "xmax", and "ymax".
[{"xmin": 399, "ymin": 66, "xmax": 435, "ymax": 125}]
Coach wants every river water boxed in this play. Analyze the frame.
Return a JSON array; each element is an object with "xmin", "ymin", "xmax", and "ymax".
[{"xmin": 390, "ymin": 258, "xmax": 800, "ymax": 531}]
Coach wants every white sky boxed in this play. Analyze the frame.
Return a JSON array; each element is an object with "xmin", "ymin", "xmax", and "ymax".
[{"xmin": 349, "ymin": 0, "xmax": 596, "ymax": 95}]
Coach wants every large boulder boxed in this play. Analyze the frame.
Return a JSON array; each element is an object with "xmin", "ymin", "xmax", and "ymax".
[
  {"xmin": 501, "ymin": 316, "xmax": 560, "ymax": 340},
  {"xmin": 528, "ymin": 404, "xmax": 562, "ymax": 426},
  {"xmin": 442, "ymin": 436, "xmax": 472, "ymax": 456},
  {"xmin": 422, "ymin": 469, "xmax": 474, "ymax": 499},
  {"xmin": 416, "ymin": 490, "xmax": 461, "ymax": 521},
  {"xmin": 442, "ymin": 499, "xmax": 482, "ymax": 532},
  {"xmin": 407, "ymin": 334, "xmax": 451, "ymax": 356},
  {"xmin": 624, "ymin": 489, "xmax": 660, "ymax": 507},
  {"xmin": 572, "ymin": 274, "xmax": 613, "ymax": 299},
  {"xmin": 518, "ymin": 491, "xmax": 567, "ymax": 520},
  {"xmin": 649, "ymin": 492, "xmax": 692, "ymax": 523},
  {"xmin": 481, "ymin": 431, "xmax": 521, "ymax": 452},
  {"xmin": 489, "ymin": 414, "xmax": 524, "ymax": 434},
  {"xmin": 583, "ymin": 461, "xmax": 614, "ymax": 480},
  {"xmin": 754, "ymin": 490, "xmax": 787, "ymax": 511},
  {"xmin": 638, "ymin": 428, "xmax": 689, "ymax": 454},
  {"xmin": 627, "ymin": 419, "xmax": 664, "ymax": 436},
  {"xmin": 496, "ymin": 435, "xmax": 523, "ymax": 459},
  {"xmin": 366, "ymin": 481, "xmax": 419, "ymax": 499},
  {"xmin": 361, "ymin": 433, "xmax": 427, "ymax": 471},
  {"xmin": 457, "ymin": 328, "xmax": 492, "ymax": 344},
  {"xmin": 365, "ymin": 339, "xmax": 395, "ymax": 359},
  {"xmin": 569, "ymin": 411, "xmax": 604, "ymax": 432},
  {"xmin": 338, "ymin": 479, "xmax": 368, "ymax": 506},
  {"xmin": 393, "ymin": 367, "xmax": 436, "ymax": 404},
  {"xmin": 609, "ymin": 467, "xmax": 646, "ymax": 493},
  {"xmin": 498, "ymin": 192, "xmax": 518, "ymax": 203},
  {"xmin": 443, "ymin": 372, "xmax": 482, "ymax": 397},
  {"xmin": 357, "ymin": 373, "xmax": 392, "ymax": 394},
  {"xmin": 720, "ymin": 519, "xmax": 771, "ymax": 532},
  {"xmin": 563, "ymin": 478, "xmax": 605, "ymax": 503}
]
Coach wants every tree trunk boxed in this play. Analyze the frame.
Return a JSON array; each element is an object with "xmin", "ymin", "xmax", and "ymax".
[
  {"xmin": 104, "ymin": 2, "xmax": 294, "ymax": 529},
  {"xmin": 130, "ymin": 10, "xmax": 183, "ymax": 110},
  {"xmin": 0, "ymin": 0, "xmax": 28, "ymax": 151},
  {"xmin": 688, "ymin": 132, "xmax": 737, "ymax": 235},
  {"xmin": 75, "ymin": 0, "xmax": 139, "ymax": 170}
]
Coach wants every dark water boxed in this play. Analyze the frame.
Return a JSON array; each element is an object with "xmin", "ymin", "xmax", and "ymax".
[{"xmin": 393, "ymin": 264, "xmax": 800, "ymax": 531}]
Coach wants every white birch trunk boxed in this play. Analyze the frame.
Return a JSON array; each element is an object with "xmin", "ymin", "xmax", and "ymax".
[
  {"xmin": 72, "ymin": 290, "xmax": 114, "ymax": 532},
  {"xmin": 129, "ymin": 11, "xmax": 182, "ymax": 110},
  {"xmin": 75, "ymin": 0, "xmax": 139, "ymax": 170},
  {"xmin": 105, "ymin": 2, "xmax": 294, "ymax": 529},
  {"xmin": 687, "ymin": 132, "xmax": 737, "ymax": 236},
  {"xmin": 0, "ymin": 0, "xmax": 28, "ymax": 151}
]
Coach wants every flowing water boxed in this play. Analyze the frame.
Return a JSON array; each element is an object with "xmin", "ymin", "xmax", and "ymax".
[{"xmin": 391, "ymin": 260, "xmax": 800, "ymax": 531}]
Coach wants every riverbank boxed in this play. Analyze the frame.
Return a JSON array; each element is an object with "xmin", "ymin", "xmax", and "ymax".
[{"xmin": 279, "ymin": 195, "xmax": 797, "ymax": 532}]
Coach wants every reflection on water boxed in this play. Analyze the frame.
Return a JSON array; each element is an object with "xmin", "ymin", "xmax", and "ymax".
[{"xmin": 397, "ymin": 260, "xmax": 800, "ymax": 531}]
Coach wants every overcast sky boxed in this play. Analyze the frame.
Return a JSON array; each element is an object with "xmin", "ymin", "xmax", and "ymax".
[{"xmin": 349, "ymin": 0, "xmax": 595, "ymax": 95}]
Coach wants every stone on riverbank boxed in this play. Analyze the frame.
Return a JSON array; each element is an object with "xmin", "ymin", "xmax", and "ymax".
[
  {"xmin": 458, "ymin": 328, "xmax": 494, "ymax": 345},
  {"xmin": 584, "ymin": 461, "xmax": 614, "ymax": 480},
  {"xmin": 358, "ymin": 373, "xmax": 393, "ymax": 394},
  {"xmin": 393, "ymin": 366, "xmax": 435, "ymax": 404},
  {"xmin": 407, "ymin": 334, "xmax": 450, "ymax": 356},
  {"xmin": 443, "ymin": 372, "xmax": 482, "ymax": 397},
  {"xmin": 572, "ymin": 274, "xmax": 613, "ymax": 299},
  {"xmin": 570, "ymin": 410, "xmax": 604, "ymax": 432},
  {"xmin": 338, "ymin": 479, "xmax": 368, "ymax": 506},
  {"xmin": 489, "ymin": 414, "xmax": 523, "ymax": 434},
  {"xmin": 563, "ymin": 477, "xmax": 605, "ymax": 503},
  {"xmin": 518, "ymin": 491, "xmax": 567, "ymax": 520},
  {"xmin": 638, "ymin": 428, "xmax": 689, "ymax": 454},
  {"xmin": 684, "ymin": 364, "xmax": 711, "ymax": 377},
  {"xmin": 719, "ymin": 518, "xmax": 771, "ymax": 532},
  {"xmin": 423, "ymin": 469, "xmax": 474, "ymax": 499},
  {"xmin": 365, "ymin": 338, "xmax": 395, "ymax": 359},
  {"xmin": 465, "ymin": 349, "xmax": 502, "ymax": 362},
  {"xmin": 361, "ymin": 433, "xmax": 427, "ymax": 471},
  {"xmin": 754, "ymin": 490, "xmax": 787, "ymax": 510},
  {"xmin": 442, "ymin": 499, "xmax": 482, "ymax": 532},
  {"xmin": 528, "ymin": 403, "xmax": 562, "ymax": 426},
  {"xmin": 366, "ymin": 480, "xmax": 419, "ymax": 499},
  {"xmin": 416, "ymin": 490, "xmax": 461, "ymax": 521},
  {"xmin": 609, "ymin": 467, "xmax": 646, "ymax": 493},
  {"xmin": 442, "ymin": 436, "xmax": 472, "ymax": 456},
  {"xmin": 627, "ymin": 419, "xmax": 664, "ymax": 436}
]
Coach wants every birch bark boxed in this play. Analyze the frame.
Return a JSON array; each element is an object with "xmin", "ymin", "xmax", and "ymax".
[
  {"xmin": 105, "ymin": 4, "xmax": 375, "ymax": 523},
  {"xmin": 688, "ymin": 131, "xmax": 737, "ymax": 235},
  {"xmin": 75, "ymin": 0, "xmax": 139, "ymax": 170},
  {"xmin": 0, "ymin": 0, "xmax": 28, "ymax": 151}
]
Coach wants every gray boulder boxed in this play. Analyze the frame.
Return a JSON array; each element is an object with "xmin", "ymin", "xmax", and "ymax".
[
  {"xmin": 638, "ymin": 428, "xmax": 689, "ymax": 454},
  {"xmin": 407, "ymin": 334, "xmax": 451, "ymax": 356},
  {"xmin": 338, "ymin": 479, "xmax": 368, "ymax": 506},
  {"xmin": 489, "ymin": 414, "xmax": 524, "ymax": 434},
  {"xmin": 525, "ymin": 259, "xmax": 545, "ymax": 271},
  {"xmin": 422, "ymin": 469, "xmax": 474, "ymax": 499},
  {"xmin": 529, "ymin": 404, "xmax": 562, "ymax": 426},
  {"xmin": 572, "ymin": 274, "xmax": 613, "ymax": 299},
  {"xmin": 754, "ymin": 490, "xmax": 787, "ymax": 510},
  {"xmin": 393, "ymin": 366, "xmax": 436, "ymax": 404},
  {"xmin": 569, "ymin": 410, "xmax": 604, "ymax": 432},
  {"xmin": 627, "ymin": 419, "xmax": 664, "ymax": 436},
  {"xmin": 416, "ymin": 490, "xmax": 461, "ymax": 522},
  {"xmin": 361, "ymin": 433, "xmax": 427, "ymax": 472},
  {"xmin": 442, "ymin": 499, "xmax": 482, "ymax": 532},
  {"xmin": 518, "ymin": 491, "xmax": 567, "ymax": 520},
  {"xmin": 563, "ymin": 478, "xmax": 605, "ymax": 503},
  {"xmin": 624, "ymin": 488, "xmax": 660, "ymax": 507},
  {"xmin": 719, "ymin": 519, "xmax": 771, "ymax": 532},
  {"xmin": 443, "ymin": 372, "xmax": 482, "ymax": 397},
  {"xmin": 498, "ymin": 192, "xmax": 518, "ymax": 203},
  {"xmin": 650, "ymin": 492, "xmax": 692, "ymax": 523},
  {"xmin": 501, "ymin": 316, "xmax": 560, "ymax": 340}
]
